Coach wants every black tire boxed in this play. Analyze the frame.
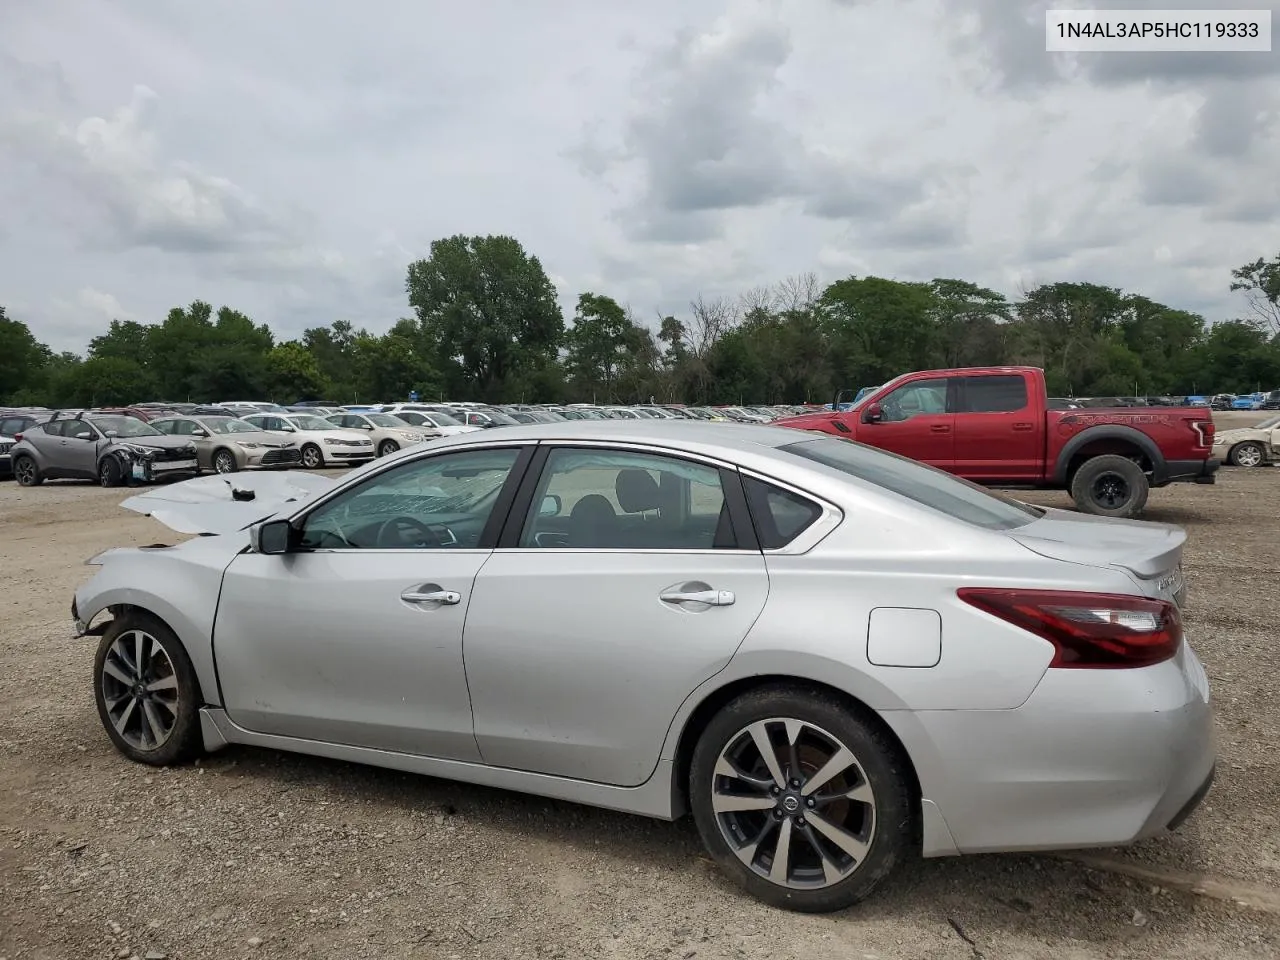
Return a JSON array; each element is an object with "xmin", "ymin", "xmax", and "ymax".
[
  {"xmin": 13, "ymin": 455, "xmax": 42, "ymax": 486},
  {"xmin": 300, "ymin": 443, "xmax": 324, "ymax": 469},
  {"xmin": 378, "ymin": 439, "xmax": 399, "ymax": 457},
  {"xmin": 689, "ymin": 685, "xmax": 913, "ymax": 913},
  {"xmin": 99, "ymin": 455, "xmax": 123, "ymax": 487},
  {"xmin": 93, "ymin": 611, "xmax": 203, "ymax": 766},
  {"xmin": 213, "ymin": 448, "xmax": 238, "ymax": 474},
  {"xmin": 1069, "ymin": 454, "xmax": 1149, "ymax": 518},
  {"xmin": 1229, "ymin": 442, "xmax": 1265, "ymax": 468}
]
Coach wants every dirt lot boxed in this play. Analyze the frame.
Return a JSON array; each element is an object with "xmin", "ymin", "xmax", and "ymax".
[{"xmin": 2, "ymin": 430, "xmax": 1278, "ymax": 959}]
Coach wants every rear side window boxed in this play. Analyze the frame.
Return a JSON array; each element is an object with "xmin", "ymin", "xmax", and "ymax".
[
  {"xmin": 961, "ymin": 376, "xmax": 1028, "ymax": 413},
  {"xmin": 781, "ymin": 436, "xmax": 1042, "ymax": 531},
  {"xmin": 40, "ymin": 421, "xmax": 69, "ymax": 438},
  {"xmin": 743, "ymin": 476, "xmax": 822, "ymax": 549}
]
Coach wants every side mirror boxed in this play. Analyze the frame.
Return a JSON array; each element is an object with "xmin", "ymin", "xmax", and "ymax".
[
  {"xmin": 250, "ymin": 518, "xmax": 292, "ymax": 555},
  {"xmin": 103, "ymin": 430, "xmax": 119, "ymax": 438},
  {"xmin": 862, "ymin": 403, "xmax": 884, "ymax": 424},
  {"xmin": 192, "ymin": 429, "xmax": 208, "ymax": 437},
  {"xmin": 364, "ymin": 424, "xmax": 375, "ymax": 430},
  {"xmin": 539, "ymin": 494, "xmax": 562, "ymax": 517}
]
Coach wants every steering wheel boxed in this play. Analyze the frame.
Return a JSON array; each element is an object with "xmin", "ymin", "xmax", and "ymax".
[{"xmin": 374, "ymin": 515, "xmax": 446, "ymax": 548}]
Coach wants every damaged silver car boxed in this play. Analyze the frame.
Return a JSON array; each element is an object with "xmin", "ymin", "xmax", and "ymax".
[{"xmin": 10, "ymin": 413, "xmax": 200, "ymax": 487}]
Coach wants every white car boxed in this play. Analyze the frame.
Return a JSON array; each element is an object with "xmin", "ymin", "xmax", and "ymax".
[
  {"xmin": 240, "ymin": 413, "xmax": 376, "ymax": 469},
  {"xmin": 388, "ymin": 410, "xmax": 482, "ymax": 437},
  {"xmin": 326, "ymin": 412, "xmax": 431, "ymax": 457}
]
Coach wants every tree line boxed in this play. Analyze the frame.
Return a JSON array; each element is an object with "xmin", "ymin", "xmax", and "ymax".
[{"xmin": 3, "ymin": 235, "xmax": 1280, "ymax": 409}]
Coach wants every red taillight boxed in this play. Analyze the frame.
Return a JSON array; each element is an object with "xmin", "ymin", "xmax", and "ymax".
[
  {"xmin": 957, "ymin": 588, "xmax": 1181, "ymax": 669},
  {"xmin": 1191, "ymin": 420, "xmax": 1213, "ymax": 447},
  {"xmin": 13, "ymin": 433, "xmax": 22, "ymax": 442}
]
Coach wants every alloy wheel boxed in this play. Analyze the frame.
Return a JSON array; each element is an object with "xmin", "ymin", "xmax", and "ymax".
[
  {"xmin": 99, "ymin": 630, "xmax": 180, "ymax": 751},
  {"xmin": 1091, "ymin": 472, "xmax": 1130, "ymax": 510},
  {"xmin": 1235, "ymin": 444, "xmax": 1263, "ymax": 467},
  {"xmin": 711, "ymin": 717, "xmax": 876, "ymax": 890},
  {"xmin": 14, "ymin": 457, "xmax": 36, "ymax": 485},
  {"xmin": 301, "ymin": 445, "xmax": 323, "ymax": 468},
  {"xmin": 214, "ymin": 451, "xmax": 236, "ymax": 473}
]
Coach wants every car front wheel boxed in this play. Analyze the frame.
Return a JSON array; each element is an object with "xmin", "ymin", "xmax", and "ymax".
[
  {"xmin": 213, "ymin": 449, "xmax": 238, "ymax": 474},
  {"xmin": 689, "ymin": 685, "xmax": 913, "ymax": 912},
  {"xmin": 300, "ymin": 443, "xmax": 324, "ymax": 469},
  {"xmin": 93, "ymin": 612, "xmax": 202, "ymax": 766},
  {"xmin": 378, "ymin": 439, "xmax": 399, "ymax": 457}
]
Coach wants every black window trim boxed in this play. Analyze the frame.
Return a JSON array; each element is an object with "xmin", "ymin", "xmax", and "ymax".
[{"xmin": 495, "ymin": 441, "xmax": 759, "ymax": 553}]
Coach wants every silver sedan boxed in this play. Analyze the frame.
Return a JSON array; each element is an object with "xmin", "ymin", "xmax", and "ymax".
[{"xmin": 73, "ymin": 421, "xmax": 1214, "ymax": 912}]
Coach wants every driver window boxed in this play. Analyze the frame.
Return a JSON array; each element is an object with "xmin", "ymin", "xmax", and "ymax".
[
  {"xmin": 879, "ymin": 378, "xmax": 950, "ymax": 422},
  {"xmin": 298, "ymin": 448, "xmax": 521, "ymax": 550}
]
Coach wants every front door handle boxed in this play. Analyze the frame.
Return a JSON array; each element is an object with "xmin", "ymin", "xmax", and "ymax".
[
  {"xmin": 661, "ymin": 589, "xmax": 735, "ymax": 606},
  {"xmin": 401, "ymin": 588, "xmax": 461, "ymax": 605},
  {"xmin": 929, "ymin": 424, "xmax": 951, "ymax": 433}
]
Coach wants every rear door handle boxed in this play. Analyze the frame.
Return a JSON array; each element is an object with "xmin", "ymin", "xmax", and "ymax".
[
  {"xmin": 1012, "ymin": 422, "xmax": 1034, "ymax": 432},
  {"xmin": 929, "ymin": 424, "xmax": 951, "ymax": 433},
  {"xmin": 661, "ymin": 589, "xmax": 735, "ymax": 606},
  {"xmin": 401, "ymin": 588, "xmax": 461, "ymax": 605}
]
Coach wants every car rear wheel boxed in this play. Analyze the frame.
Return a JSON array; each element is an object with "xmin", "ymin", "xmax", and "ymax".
[
  {"xmin": 689, "ymin": 685, "xmax": 912, "ymax": 912},
  {"xmin": 99, "ymin": 456, "xmax": 123, "ymax": 487},
  {"xmin": 13, "ymin": 455, "xmax": 42, "ymax": 486},
  {"xmin": 213, "ymin": 449, "xmax": 238, "ymax": 474},
  {"xmin": 300, "ymin": 443, "xmax": 324, "ymax": 469},
  {"xmin": 1070, "ymin": 454, "xmax": 1149, "ymax": 518},
  {"xmin": 93, "ymin": 612, "xmax": 202, "ymax": 766},
  {"xmin": 1229, "ymin": 442, "xmax": 1264, "ymax": 467},
  {"xmin": 378, "ymin": 439, "xmax": 399, "ymax": 457}
]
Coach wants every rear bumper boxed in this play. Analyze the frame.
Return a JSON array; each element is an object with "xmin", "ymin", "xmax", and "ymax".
[
  {"xmin": 1159, "ymin": 458, "xmax": 1218, "ymax": 486},
  {"xmin": 884, "ymin": 643, "xmax": 1215, "ymax": 855}
]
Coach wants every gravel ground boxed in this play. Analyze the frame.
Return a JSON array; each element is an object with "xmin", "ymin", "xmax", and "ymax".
[{"xmin": 2, "ymin": 428, "xmax": 1278, "ymax": 960}]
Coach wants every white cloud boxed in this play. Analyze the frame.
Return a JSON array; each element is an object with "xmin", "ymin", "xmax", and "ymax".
[{"xmin": 0, "ymin": 0, "xmax": 1277, "ymax": 354}]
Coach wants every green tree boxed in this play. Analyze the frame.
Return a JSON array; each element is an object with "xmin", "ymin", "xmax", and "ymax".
[
  {"xmin": 406, "ymin": 235, "xmax": 564, "ymax": 400},
  {"xmin": 0, "ymin": 306, "xmax": 52, "ymax": 403},
  {"xmin": 267, "ymin": 341, "xmax": 328, "ymax": 400},
  {"xmin": 1230, "ymin": 254, "xmax": 1280, "ymax": 335}
]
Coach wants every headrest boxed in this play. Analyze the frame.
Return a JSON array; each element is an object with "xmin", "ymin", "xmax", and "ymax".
[{"xmin": 615, "ymin": 468, "xmax": 661, "ymax": 513}]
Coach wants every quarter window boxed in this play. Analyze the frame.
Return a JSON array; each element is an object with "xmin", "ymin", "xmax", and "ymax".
[
  {"xmin": 520, "ymin": 448, "xmax": 736, "ymax": 550},
  {"xmin": 742, "ymin": 476, "xmax": 823, "ymax": 549},
  {"xmin": 298, "ymin": 448, "xmax": 521, "ymax": 550}
]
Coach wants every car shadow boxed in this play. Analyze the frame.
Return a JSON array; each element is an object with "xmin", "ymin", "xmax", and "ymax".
[{"xmin": 193, "ymin": 745, "xmax": 1256, "ymax": 950}]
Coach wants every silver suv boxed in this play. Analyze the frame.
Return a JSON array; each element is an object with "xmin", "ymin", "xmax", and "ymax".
[{"xmin": 9, "ymin": 413, "xmax": 200, "ymax": 487}]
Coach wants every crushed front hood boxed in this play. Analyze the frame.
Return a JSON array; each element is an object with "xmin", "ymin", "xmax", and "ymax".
[{"xmin": 120, "ymin": 471, "xmax": 337, "ymax": 535}]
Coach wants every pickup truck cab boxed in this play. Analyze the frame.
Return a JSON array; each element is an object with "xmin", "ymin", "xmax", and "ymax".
[{"xmin": 775, "ymin": 366, "xmax": 1218, "ymax": 518}]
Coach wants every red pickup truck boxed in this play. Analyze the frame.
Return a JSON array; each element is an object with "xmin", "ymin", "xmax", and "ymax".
[{"xmin": 776, "ymin": 366, "xmax": 1218, "ymax": 517}]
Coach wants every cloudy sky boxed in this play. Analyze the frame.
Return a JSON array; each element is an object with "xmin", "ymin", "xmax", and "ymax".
[{"xmin": 2, "ymin": 0, "xmax": 1277, "ymax": 353}]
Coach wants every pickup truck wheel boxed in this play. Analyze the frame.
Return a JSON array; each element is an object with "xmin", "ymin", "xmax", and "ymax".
[
  {"xmin": 1070, "ymin": 454, "xmax": 1149, "ymax": 518},
  {"xmin": 1229, "ymin": 442, "xmax": 1264, "ymax": 467}
]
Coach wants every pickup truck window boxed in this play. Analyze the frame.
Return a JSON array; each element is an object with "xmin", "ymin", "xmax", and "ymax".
[
  {"xmin": 960, "ymin": 375, "xmax": 1028, "ymax": 413},
  {"xmin": 781, "ymin": 436, "xmax": 1042, "ymax": 530},
  {"xmin": 880, "ymin": 378, "xmax": 949, "ymax": 422}
]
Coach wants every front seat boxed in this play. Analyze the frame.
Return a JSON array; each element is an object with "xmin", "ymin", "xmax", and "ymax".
[{"xmin": 567, "ymin": 494, "xmax": 618, "ymax": 547}]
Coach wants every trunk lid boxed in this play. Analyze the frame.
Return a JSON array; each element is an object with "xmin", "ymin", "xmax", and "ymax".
[{"xmin": 1010, "ymin": 507, "xmax": 1187, "ymax": 605}]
